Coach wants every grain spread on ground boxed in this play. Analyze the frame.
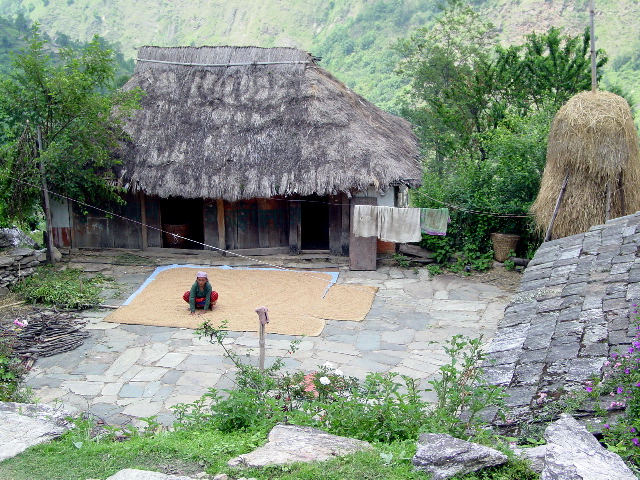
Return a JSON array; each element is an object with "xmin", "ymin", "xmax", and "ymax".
[{"xmin": 104, "ymin": 267, "xmax": 378, "ymax": 336}]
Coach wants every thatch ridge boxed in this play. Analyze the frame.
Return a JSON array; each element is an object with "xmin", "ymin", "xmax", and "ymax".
[
  {"xmin": 531, "ymin": 91, "xmax": 640, "ymax": 239},
  {"xmin": 118, "ymin": 46, "xmax": 421, "ymax": 201}
]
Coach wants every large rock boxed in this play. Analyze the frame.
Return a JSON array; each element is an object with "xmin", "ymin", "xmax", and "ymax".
[
  {"xmin": 103, "ymin": 469, "xmax": 195, "ymax": 480},
  {"xmin": 0, "ymin": 228, "xmax": 37, "ymax": 249},
  {"xmin": 411, "ymin": 433, "xmax": 508, "ymax": 480},
  {"xmin": 0, "ymin": 402, "xmax": 76, "ymax": 461},
  {"xmin": 227, "ymin": 424, "xmax": 372, "ymax": 468},
  {"xmin": 542, "ymin": 414, "xmax": 636, "ymax": 480}
]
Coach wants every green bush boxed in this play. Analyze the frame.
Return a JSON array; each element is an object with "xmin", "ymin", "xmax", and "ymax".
[
  {"xmin": 12, "ymin": 265, "xmax": 113, "ymax": 309},
  {"xmin": 0, "ymin": 329, "xmax": 31, "ymax": 402},
  {"xmin": 174, "ymin": 321, "xmax": 507, "ymax": 446}
]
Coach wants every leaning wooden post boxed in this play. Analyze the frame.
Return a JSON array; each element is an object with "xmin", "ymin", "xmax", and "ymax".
[
  {"xmin": 545, "ymin": 172, "xmax": 570, "ymax": 242},
  {"xmin": 619, "ymin": 173, "xmax": 626, "ymax": 216},
  {"xmin": 605, "ymin": 181, "xmax": 612, "ymax": 221},
  {"xmin": 37, "ymin": 126, "xmax": 56, "ymax": 264},
  {"xmin": 255, "ymin": 306, "xmax": 269, "ymax": 370}
]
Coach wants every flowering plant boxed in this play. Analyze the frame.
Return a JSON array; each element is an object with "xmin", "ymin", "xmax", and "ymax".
[{"xmin": 591, "ymin": 305, "xmax": 640, "ymax": 465}]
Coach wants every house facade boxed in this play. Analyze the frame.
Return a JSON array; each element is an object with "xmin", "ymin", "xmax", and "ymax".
[{"xmin": 52, "ymin": 46, "xmax": 421, "ymax": 256}]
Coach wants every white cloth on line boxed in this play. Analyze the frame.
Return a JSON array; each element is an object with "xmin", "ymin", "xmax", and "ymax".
[
  {"xmin": 352, "ymin": 205, "xmax": 378, "ymax": 237},
  {"xmin": 352, "ymin": 205, "xmax": 422, "ymax": 243},
  {"xmin": 377, "ymin": 206, "xmax": 422, "ymax": 243}
]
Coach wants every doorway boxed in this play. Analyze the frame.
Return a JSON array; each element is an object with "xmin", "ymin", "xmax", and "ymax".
[
  {"xmin": 300, "ymin": 194, "xmax": 329, "ymax": 251},
  {"xmin": 160, "ymin": 196, "xmax": 204, "ymax": 249}
]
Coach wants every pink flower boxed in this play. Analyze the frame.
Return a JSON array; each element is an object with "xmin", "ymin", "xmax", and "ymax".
[
  {"xmin": 585, "ymin": 386, "xmax": 593, "ymax": 393},
  {"xmin": 13, "ymin": 319, "xmax": 26, "ymax": 328}
]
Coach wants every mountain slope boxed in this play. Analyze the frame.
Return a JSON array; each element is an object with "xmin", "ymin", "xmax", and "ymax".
[{"xmin": 0, "ymin": 0, "xmax": 637, "ymax": 111}]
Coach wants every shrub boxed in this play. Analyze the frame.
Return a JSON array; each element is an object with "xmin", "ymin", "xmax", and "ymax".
[
  {"xmin": 12, "ymin": 265, "xmax": 113, "ymax": 309},
  {"xmin": 174, "ymin": 320, "xmax": 507, "ymax": 447},
  {"xmin": 0, "ymin": 322, "xmax": 31, "ymax": 402}
]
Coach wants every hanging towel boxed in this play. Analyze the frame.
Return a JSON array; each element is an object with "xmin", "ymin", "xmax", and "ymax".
[
  {"xmin": 378, "ymin": 206, "xmax": 422, "ymax": 243},
  {"xmin": 420, "ymin": 208, "xmax": 450, "ymax": 236},
  {"xmin": 352, "ymin": 205, "xmax": 378, "ymax": 237}
]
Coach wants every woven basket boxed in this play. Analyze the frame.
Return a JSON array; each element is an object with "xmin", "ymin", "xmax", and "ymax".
[{"xmin": 490, "ymin": 233, "xmax": 520, "ymax": 263}]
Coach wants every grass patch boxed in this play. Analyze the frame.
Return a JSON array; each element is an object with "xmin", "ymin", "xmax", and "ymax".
[
  {"xmin": 0, "ymin": 428, "xmax": 538, "ymax": 480},
  {"xmin": 11, "ymin": 265, "xmax": 117, "ymax": 309},
  {"xmin": 0, "ymin": 425, "xmax": 264, "ymax": 480},
  {"xmin": 114, "ymin": 253, "xmax": 156, "ymax": 266}
]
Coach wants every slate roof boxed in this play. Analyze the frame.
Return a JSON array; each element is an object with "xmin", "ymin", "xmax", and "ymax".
[{"xmin": 484, "ymin": 212, "xmax": 640, "ymax": 421}]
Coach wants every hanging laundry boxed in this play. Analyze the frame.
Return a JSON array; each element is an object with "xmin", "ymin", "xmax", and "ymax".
[
  {"xmin": 377, "ymin": 206, "xmax": 422, "ymax": 243},
  {"xmin": 420, "ymin": 208, "xmax": 450, "ymax": 236},
  {"xmin": 353, "ymin": 205, "xmax": 422, "ymax": 243},
  {"xmin": 352, "ymin": 205, "xmax": 378, "ymax": 237}
]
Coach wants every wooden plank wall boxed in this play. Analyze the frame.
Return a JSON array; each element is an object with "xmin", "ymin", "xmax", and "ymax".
[
  {"xmin": 144, "ymin": 195, "xmax": 162, "ymax": 248},
  {"xmin": 71, "ymin": 195, "xmax": 142, "ymax": 249},
  {"xmin": 288, "ymin": 197, "xmax": 301, "ymax": 254},
  {"xmin": 224, "ymin": 199, "xmax": 289, "ymax": 251},
  {"xmin": 203, "ymin": 199, "xmax": 220, "ymax": 250}
]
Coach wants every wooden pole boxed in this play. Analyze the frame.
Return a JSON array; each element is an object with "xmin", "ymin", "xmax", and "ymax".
[
  {"xmin": 605, "ymin": 181, "xmax": 612, "ymax": 221},
  {"xmin": 37, "ymin": 126, "xmax": 56, "ymax": 264},
  {"xmin": 545, "ymin": 172, "xmax": 570, "ymax": 242},
  {"xmin": 619, "ymin": 173, "xmax": 626, "ymax": 217},
  {"xmin": 259, "ymin": 322, "xmax": 266, "ymax": 371},
  {"xmin": 590, "ymin": 0, "xmax": 597, "ymax": 92}
]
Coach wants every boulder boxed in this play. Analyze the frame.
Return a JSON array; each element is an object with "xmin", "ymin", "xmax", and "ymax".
[
  {"xmin": 0, "ymin": 228, "xmax": 37, "ymax": 249},
  {"xmin": 103, "ymin": 470, "xmax": 195, "ymax": 480},
  {"xmin": 0, "ymin": 401, "xmax": 76, "ymax": 461},
  {"xmin": 411, "ymin": 433, "xmax": 508, "ymax": 480},
  {"xmin": 227, "ymin": 424, "xmax": 372, "ymax": 468},
  {"xmin": 542, "ymin": 414, "xmax": 636, "ymax": 480}
]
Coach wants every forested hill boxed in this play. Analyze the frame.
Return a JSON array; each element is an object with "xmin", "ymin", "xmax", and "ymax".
[{"xmin": 0, "ymin": 0, "xmax": 638, "ymax": 112}]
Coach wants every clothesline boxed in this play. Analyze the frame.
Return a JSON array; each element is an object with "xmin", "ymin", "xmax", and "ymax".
[{"xmin": 411, "ymin": 189, "xmax": 533, "ymax": 218}]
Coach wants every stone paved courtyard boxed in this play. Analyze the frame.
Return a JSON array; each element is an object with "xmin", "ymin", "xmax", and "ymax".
[{"xmin": 24, "ymin": 249, "xmax": 513, "ymax": 426}]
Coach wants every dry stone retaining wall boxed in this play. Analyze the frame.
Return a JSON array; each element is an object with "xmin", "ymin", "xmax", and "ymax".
[{"xmin": 0, "ymin": 248, "xmax": 48, "ymax": 289}]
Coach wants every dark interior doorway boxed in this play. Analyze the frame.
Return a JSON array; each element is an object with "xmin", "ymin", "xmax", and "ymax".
[
  {"xmin": 301, "ymin": 194, "xmax": 329, "ymax": 250},
  {"xmin": 160, "ymin": 197, "xmax": 204, "ymax": 249}
]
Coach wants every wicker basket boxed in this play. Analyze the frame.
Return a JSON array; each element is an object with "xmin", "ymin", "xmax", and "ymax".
[{"xmin": 490, "ymin": 233, "xmax": 520, "ymax": 263}]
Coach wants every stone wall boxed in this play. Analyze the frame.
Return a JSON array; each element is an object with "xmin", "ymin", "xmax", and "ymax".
[{"xmin": 0, "ymin": 248, "xmax": 49, "ymax": 289}]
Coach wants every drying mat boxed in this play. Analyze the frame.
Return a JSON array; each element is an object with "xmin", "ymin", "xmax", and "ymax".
[{"xmin": 105, "ymin": 266, "xmax": 378, "ymax": 336}]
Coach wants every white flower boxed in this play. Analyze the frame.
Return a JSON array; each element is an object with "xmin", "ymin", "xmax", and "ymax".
[
  {"xmin": 323, "ymin": 362, "xmax": 334, "ymax": 369},
  {"xmin": 333, "ymin": 369, "xmax": 343, "ymax": 376},
  {"xmin": 319, "ymin": 376, "xmax": 331, "ymax": 385}
]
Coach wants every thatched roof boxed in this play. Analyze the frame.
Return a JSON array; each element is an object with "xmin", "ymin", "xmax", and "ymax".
[
  {"xmin": 531, "ymin": 91, "xmax": 640, "ymax": 239},
  {"xmin": 116, "ymin": 46, "xmax": 421, "ymax": 201}
]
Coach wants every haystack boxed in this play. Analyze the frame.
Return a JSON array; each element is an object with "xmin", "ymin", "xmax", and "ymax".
[{"xmin": 531, "ymin": 91, "xmax": 640, "ymax": 239}]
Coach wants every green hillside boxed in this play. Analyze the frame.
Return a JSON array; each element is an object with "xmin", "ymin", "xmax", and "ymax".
[{"xmin": 0, "ymin": 0, "xmax": 637, "ymax": 111}]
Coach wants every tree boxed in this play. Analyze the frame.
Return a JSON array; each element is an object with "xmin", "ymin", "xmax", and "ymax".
[
  {"xmin": 395, "ymin": 2, "xmax": 610, "ymax": 259},
  {"xmin": 0, "ymin": 25, "xmax": 141, "ymax": 258},
  {"xmin": 519, "ymin": 27, "xmax": 608, "ymax": 108},
  {"xmin": 395, "ymin": 0, "xmax": 498, "ymax": 169}
]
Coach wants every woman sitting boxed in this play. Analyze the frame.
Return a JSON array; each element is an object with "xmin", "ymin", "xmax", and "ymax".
[{"xmin": 182, "ymin": 271, "xmax": 218, "ymax": 315}]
